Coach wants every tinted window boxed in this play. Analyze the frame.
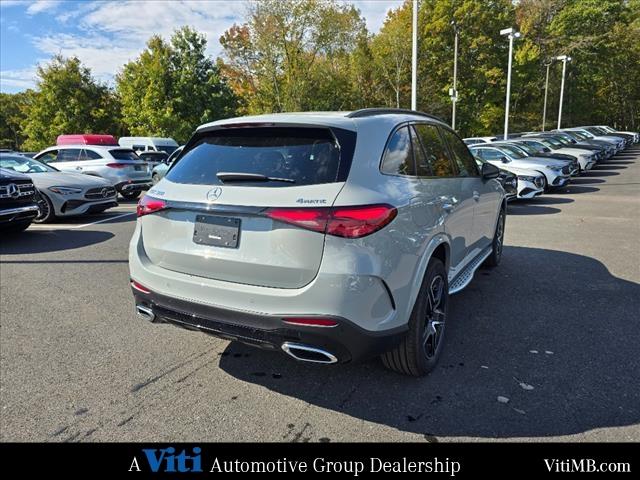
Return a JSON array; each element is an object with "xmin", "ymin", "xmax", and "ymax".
[
  {"xmin": 80, "ymin": 149, "xmax": 103, "ymax": 160},
  {"xmin": 381, "ymin": 126, "xmax": 415, "ymax": 176},
  {"xmin": 476, "ymin": 148, "xmax": 505, "ymax": 161},
  {"xmin": 58, "ymin": 149, "xmax": 81, "ymax": 162},
  {"xmin": 414, "ymin": 124, "xmax": 455, "ymax": 177},
  {"xmin": 167, "ymin": 127, "xmax": 349, "ymax": 187},
  {"xmin": 440, "ymin": 128, "xmax": 479, "ymax": 176},
  {"xmin": 409, "ymin": 126, "xmax": 432, "ymax": 176},
  {"xmin": 497, "ymin": 145, "xmax": 526, "ymax": 158},
  {"xmin": 109, "ymin": 149, "xmax": 141, "ymax": 161},
  {"xmin": 156, "ymin": 145, "xmax": 177, "ymax": 155},
  {"xmin": 36, "ymin": 150, "xmax": 58, "ymax": 163}
]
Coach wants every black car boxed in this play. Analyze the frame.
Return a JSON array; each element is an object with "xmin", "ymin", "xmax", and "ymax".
[
  {"xmin": 473, "ymin": 157, "xmax": 517, "ymax": 201},
  {"xmin": 0, "ymin": 168, "xmax": 40, "ymax": 233}
]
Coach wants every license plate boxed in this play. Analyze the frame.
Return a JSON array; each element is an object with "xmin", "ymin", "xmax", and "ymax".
[{"xmin": 193, "ymin": 215, "xmax": 240, "ymax": 248}]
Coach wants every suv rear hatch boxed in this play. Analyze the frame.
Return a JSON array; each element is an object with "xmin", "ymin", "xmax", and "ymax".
[
  {"xmin": 138, "ymin": 126, "xmax": 357, "ymax": 289},
  {"xmin": 108, "ymin": 149, "xmax": 151, "ymax": 179}
]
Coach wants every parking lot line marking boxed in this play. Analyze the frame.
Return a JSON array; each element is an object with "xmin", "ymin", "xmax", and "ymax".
[{"xmin": 28, "ymin": 212, "xmax": 136, "ymax": 231}]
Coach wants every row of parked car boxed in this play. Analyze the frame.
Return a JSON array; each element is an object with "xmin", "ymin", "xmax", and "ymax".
[
  {"xmin": 463, "ymin": 125, "xmax": 638, "ymax": 200},
  {"xmin": 0, "ymin": 135, "xmax": 181, "ymax": 230}
]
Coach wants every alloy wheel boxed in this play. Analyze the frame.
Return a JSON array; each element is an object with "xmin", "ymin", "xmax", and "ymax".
[{"xmin": 423, "ymin": 274, "xmax": 446, "ymax": 359}]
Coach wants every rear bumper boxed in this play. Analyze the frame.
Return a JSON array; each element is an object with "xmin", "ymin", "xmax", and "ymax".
[
  {"xmin": 115, "ymin": 181, "xmax": 153, "ymax": 193},
  {"xmin": 0, "ymin": 204, "xmax": 39, "ymax": 224},
  {"xmin": 131, "ymin": 287, "xmax": 405, "ymax": 363}
]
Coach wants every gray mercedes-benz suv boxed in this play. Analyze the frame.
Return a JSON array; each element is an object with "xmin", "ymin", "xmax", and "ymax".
[{"xmin": 129, "ymin": 109, "xmax": 506, "ymax": 376}]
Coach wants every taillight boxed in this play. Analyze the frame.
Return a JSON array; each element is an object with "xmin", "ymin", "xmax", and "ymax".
[
  {"xmin": 137, "ymin": 195, "xmax": 167, "ymax": 217},
  {"xmin": 130, "ymin": 280, "xmax": 151, "ymax": 294},
  {"xmin": 283, "ymin": 317, "xmax": 338, "ymax": 327},
  {"xmin": 265, "ymin": 204, "xmax": 397, "ymax": 238},
  {"xmin": 106, "ymin": 163, "xmax": 128, "ymax": 169}
]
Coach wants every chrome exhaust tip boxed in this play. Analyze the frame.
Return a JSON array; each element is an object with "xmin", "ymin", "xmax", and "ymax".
[
  {"xmin": 281, "ymin": 342, "xmax": 338, "ymax": 364},
  {"xmin": 136, "ymin": 304, "xmax": 155, "ymax": 322}
]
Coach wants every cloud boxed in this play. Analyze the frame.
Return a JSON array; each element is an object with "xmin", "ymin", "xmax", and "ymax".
[
  {"xmin": 0, "ymin": 67, "xmax": 37, "ymax": 91},
  {"xmin": 26, "ymin": 0, "xmax": 62, "ymax": 15}
]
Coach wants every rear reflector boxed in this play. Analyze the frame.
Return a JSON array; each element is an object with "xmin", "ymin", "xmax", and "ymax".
[
  {"xmin": 265, "ymin": 204, "xmax": 396, "ymax": 238},
  {"xmin": 282, "ymin": 317, "xmax": 338, "ymax": 327},
  {"xmin": 131, "ymin": 280, "xmax": 151, "ymax": 294},
  {"xmin": 137, "ymin": 195, "xmax": 167, "ymax": 217}
]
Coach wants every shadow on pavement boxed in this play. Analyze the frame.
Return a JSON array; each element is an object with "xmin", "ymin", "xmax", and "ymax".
[
  {"xmin": 525, "ymin": 196, "xmax": 574, "ymax": 206},
  {"xmin": 506, "ymin": 204, "xmax": 561, "ymax": 215},
  {"xmin": 552, "ymin": 186, "xmax": 600, "ymax": 195},
  {"xmin": 219, "ymin": 246, "xmax": 640, "ymax": 439},
  {"xmin": 0, "ymin": 230, "xmax": 113, "ymax": 254},
  {"xmin": 568, "ymin": 178, "xmax": 606, "ymax": 185}
]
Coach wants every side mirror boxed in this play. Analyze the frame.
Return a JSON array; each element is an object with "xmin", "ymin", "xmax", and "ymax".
[
  {"xmin": 481, "ymin": 162, "xmax": 500, "ymax": 179},
  {"xmin": 542, "ymin": 147, "xmax": 551, "ymax": 153},
  {"xmin": 500, "ymin": 156, "xmax": 509, "ymax": 163}
]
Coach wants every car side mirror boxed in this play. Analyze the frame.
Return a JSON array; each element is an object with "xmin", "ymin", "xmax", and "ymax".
[
  {"xmin": 500, "ymin": 156, "xmax": 509, "ymax": 163},
  {"xmin": 481, "ymin": 162, "xmax": 500, "ymax": 179},
  {"xmin": 542, "ymin": 147, "xmax": 551, "ymax": 153}
]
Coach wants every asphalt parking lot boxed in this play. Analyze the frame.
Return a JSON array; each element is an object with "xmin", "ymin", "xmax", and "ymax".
[{"xmin": 1, "ymin": 147, "xmax": 639, "ymax": 442}]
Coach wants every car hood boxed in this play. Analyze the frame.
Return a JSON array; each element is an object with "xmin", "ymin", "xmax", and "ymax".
[
  {"xmin": 499, "ymin": 157, "xmax": 566, "ymax": 171},
  {"xmin": 27, "ymin": 171, "xmax": 112, "ymax": 189},
  {"xmin": 497, "ymin": 165, "xmax": 542, "ymax": 176},
  {"xmin": 553, "ymin": 147, "xmax": 595, "ymax": 157}
]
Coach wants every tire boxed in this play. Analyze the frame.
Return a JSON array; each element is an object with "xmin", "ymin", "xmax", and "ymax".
[
  {"xmin": 381, "ymin": 258, "xmax": 449, "ymax": 376},
  {"xmin": 34, "ymin": 192, "xmax": 55, "ymax": 223},
  {"xmin": 484, "ymin": 207, "xmax": 506, "ymax": 268},
  {"xmin": 120, "ymin": 191, "xmax": 141, "ymax": 200},
  {"xmin": 152, "ymin": 173, "xmax": 160, "ymax": 185}
]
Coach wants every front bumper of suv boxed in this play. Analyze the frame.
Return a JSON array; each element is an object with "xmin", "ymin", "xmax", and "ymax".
[{"xmin": 131, "ymin": 286, "xmax": 406, "ymax": 364}]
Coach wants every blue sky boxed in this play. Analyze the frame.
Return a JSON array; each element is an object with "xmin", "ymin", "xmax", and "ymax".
[{"xmin": 0, "ymin": 0, "xmax": 401, "ymax": 93}]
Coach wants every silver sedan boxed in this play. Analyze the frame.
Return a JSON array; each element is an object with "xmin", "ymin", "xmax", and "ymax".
[{"xmin": 0, "ymin": 154, "xmax": 118, "ymax": 223}]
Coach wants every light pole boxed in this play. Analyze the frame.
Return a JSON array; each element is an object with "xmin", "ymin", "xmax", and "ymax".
[
  {"xmin": 500, "ymin": 27, "xmax": 521, "ymax": 140},
  {"xmin": 542, "ymin": 59, "xmax": 553, "ymax": 131},
  {"xmin": 556, "ymin": 55, "xmax": 572, "ymax": 129},
  {"xmin": 411, "ymin": 0, "xmax": 418, "ymax": 110},
  {"xmin": 450, "ymin": 21, "xmax": 459, "ymax": 130}
]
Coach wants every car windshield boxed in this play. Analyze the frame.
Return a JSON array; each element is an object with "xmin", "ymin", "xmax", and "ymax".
[
  {"xmin": 109, "ymin": 149, "xmax": 141, "ymax": 161},
  {"xmin": 0, "ymin": 154, "xmax": 58, "ymax": 173},
  {"xmin": 498, "ymin": 145, "xmax": 527, "ymax": 159},
  {"xmin": 156, "ymin": 145, "xmax": 177, "ymax": 155},
  {"xmin": 548, "ymin": 135, "xmax": 571, "ymax": 146},
  {"xmin": 509, "ymin": 142, "xmax": 537, "ymax": 155},
  {"xmin": 537, "ymin": 137, "xmax": 562, "ymax": 148}
]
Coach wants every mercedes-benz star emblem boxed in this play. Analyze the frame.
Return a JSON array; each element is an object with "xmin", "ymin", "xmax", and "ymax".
[
  {"xmin": 207, "ymin": 187, "xmax": 222, "ymax": 202},
  {"xmin": 101, "ymin": 187, "xmax": 109, "ymax": 198},
  {"xmin": 7, "ymin": 183, "xmax": 19, "ymax": 199}
]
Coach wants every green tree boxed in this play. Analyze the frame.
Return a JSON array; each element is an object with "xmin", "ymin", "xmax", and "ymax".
[
  {"xmin": 0, "ymin": 91, "xmax": 33, "ymax": 150},
  {"xmin": 117, "ymin": 27, "xmax": 238, "ymax": 143},
  {"xmin": 220, "ymin": 0, "xmax": 367, "ymax": 113},
  {"xmin": 21, "ymin": 56, "xmax": 120, "ymax": 151}
]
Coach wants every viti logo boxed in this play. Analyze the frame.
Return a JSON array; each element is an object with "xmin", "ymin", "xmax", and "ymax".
[{"xmin": 129, "ymin": 446, "xmax": 203, "ymax": 473}]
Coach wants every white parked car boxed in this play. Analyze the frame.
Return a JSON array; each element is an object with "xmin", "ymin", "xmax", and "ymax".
[
  {"xmin": 522, "ymin": 135, "xmax": 597, "ymax": 171},
  {"xmin": 463, "ymin": 136, "xmax": 498, "ymax": 145},
  {"xmin": 562, "ymin": 128, "xmax": 625, "ymax": 152},
  {"xmin": 118, "ymin": 137, "xmax": 179, "ymax": 155},
  {"xmin": 34, "ymin": 145, "xmax": 152, "ymax": 200},
  {"xmin": 469, "ymin": 144, "xmax": 571, "ymax": 190}
]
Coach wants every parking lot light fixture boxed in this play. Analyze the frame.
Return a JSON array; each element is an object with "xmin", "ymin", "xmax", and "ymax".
[
  {"xmin": 501, "ymin": 27, "xmax": 521, "ymax": 140},
  {"xmin": 556, "ymin": 55, "xmax": 572, "ymax": 129}
]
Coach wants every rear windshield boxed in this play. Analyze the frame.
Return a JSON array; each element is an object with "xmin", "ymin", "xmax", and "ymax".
[
  {"xmin": 156, "ymin": 145, "xmax": 177, "ymax": 155},
  {"xmin": 109, "ymin": 149, "xmax": 140, "ymax": 161},
  {"xmin": 166, "ymin": 127, "xmax": 354, "ymax": 187}
]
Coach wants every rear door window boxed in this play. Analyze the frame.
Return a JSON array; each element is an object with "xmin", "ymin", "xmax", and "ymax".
[
  {"xmin": 166, "ymin": 127, "xmax": 354, "ymax": 187},
  {"xmin": 381, "ymin": 126, "xmax": 416, "ymax": 176},
  {"xmin": 413, "ymin": 124, "xmax": 456, "ymax": 177},
  {"xmin": 440, "ymin": 128, "xmax": 479, "ymax": 176},
  {"xmin": 57, "ymin": 149, "xmax": 81, "ymax": 162}
]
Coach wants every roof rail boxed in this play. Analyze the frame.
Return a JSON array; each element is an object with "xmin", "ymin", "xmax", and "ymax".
[{"xmin": 346, "ymin": 108, "xmax": 444, "ymax": 123}]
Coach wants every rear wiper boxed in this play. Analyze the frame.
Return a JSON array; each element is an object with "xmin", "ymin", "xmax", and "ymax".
[{"xmin": 216, "ymin": 172, "xmax": 296, "ymax": 183}]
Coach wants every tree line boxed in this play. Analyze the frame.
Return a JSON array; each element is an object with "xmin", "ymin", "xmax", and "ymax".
[{"xmin": 1, "ymin": 0, "xmax": 638, "ymax": 152}]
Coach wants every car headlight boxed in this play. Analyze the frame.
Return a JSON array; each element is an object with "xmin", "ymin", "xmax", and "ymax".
[
  {"xmin": 48, "ymin": 186, "xmax": 83, "ymax": 195},
  {"xmin": 517, "ymin": 175, "xmax": 535, "ymax": 182},
  {"xmin": 547, "ymin": 165, "xmax": 563, "ymax": 172}
]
